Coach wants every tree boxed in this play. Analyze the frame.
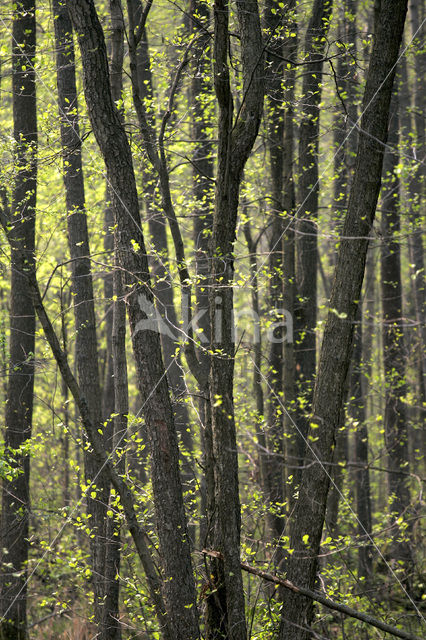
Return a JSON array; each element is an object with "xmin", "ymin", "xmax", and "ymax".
[
  {"xmin": 279, "ymin": 1, "xmax": 409, "ymax": 637},
  {"xmin": 0, "ymin": 1, "xmax": 37, "ymax": 636},
  {"xmin": 67, "ymin": 1, "xmax": 200, "ymax": 637}
]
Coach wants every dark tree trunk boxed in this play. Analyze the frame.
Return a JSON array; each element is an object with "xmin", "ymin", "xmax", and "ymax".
[
  {"xmin": 103, "ymin": 249, "xmax": 128, "ymax": 640},
  {"xmin": 281, "ymin": 1, "xmax": 298, "ymax": 511},
  {"xmin": 294, "ymin": 0, "xmax": 333, "ymax": 476},
  {"xmin": 325, "ymin": 0, "xmax": 359, "ymax": 537},
  {"xmin": 130, "ymin": 10, "xmax": 194, "ymax": 509},
  {"xmin": 0, "ymin": 2, "xmax": 37, "ymax": 637},
  {"xmin": 399, "ymin": 53, "xmax": 425, "ymax": 476},
  {"xmin": 243, "ymin": 220, "xmax": 266, "ymax": 460},
  {"xmin": 263, "ymin": 0, "xmax": 286, "ymax": 556},
  {"xmin": 102, "ymin": 0, "xmax": 125, "ymax": 426},
  {"xmin": 406, "ymin": 1, "xmax": 425, "ymax": 426},
  {"xmin": 188, "ymin": 0, "xmax": 215, "ymax": 550},
  {"xmin": 67, "ymin": 2, "xmax": 200, "ymax": 637},
  {"xmin": 278, "ymin": 2, "xmax": 408, "ymax": 638},
  {"xmin": 207, "ymin": 2, "xmax": 264, "ymax": 638},
  {"xmin": 381, "ymin": 94, "xmax": 413, "ymax": 588},
  {"xmin": 53, "ymin": 2, "xmax": 116, "ymax": 635},
  {"xmin": 351, "ymin": 312, "xmax": 373, "ymax": 581}
]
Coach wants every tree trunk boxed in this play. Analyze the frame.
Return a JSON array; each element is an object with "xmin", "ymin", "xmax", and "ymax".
[
  {"xmin": 281, "ymin": 1, "xmax": 298, "ymax": 512},
  {"xmin": 67, "ymin": 2, "xmax": 200, "ymax": 637},
  {"xmin": 278, "ymin": 2, "xmax": 408, "ymax": 638},
  {"xmin": 263, "ymin": 0, "xmax": 286, "ymax": 556},
  {"xmin": 207, "ymin": 2, "xmax": 264, "ymax": 638},
  {"xmin": 188, "ymin": 0, "xmax": 215, "ymax": 551},
  {"xmin": 294, "ymin": 0, "xmax": 333, "ymax": 475},
  {"xmin": 103, "ymin": 247, "xmax": 128, "ymax": 640},
  {"xmin": 381, "ymin": 93, "xmax": 413, "ymax": 588},
  {"xmin": 53, "ymin": 2, "xmax": 116, "ymax": 635},
  {"xmin": 351, "ymin": 311, "xmax": 373, "ymax": 581},
  {"xmin": 130, "ymin": 9, "xmax": 194, "ymax": 510},
  {"xmin": 325, "ymin": 0, "xmax": 359, "ymax": 537},
  {"xmin": 0, "ymin": 1, "xmax": 37, "ymax": 637}
]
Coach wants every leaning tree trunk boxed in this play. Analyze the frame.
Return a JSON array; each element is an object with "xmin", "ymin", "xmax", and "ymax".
[
  {"xmin": 67, "ymin": 1, "xmax": 200, "ymax": 638},
  {"xmin": 278, "ymin": 2, "xmax": 408, "ymax": 638},
  {"xmin": 0, "ymin": 1, "xmax": 37, "ymax": 637},
  {"xmin": 381, "ymin": 94, "xmax": 413, "ymax": 589}
]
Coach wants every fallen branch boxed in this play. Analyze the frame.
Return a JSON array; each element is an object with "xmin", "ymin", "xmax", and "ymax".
[{"xmin": 202, "ymin": 550, "xmax": 423, "ymax": 640}]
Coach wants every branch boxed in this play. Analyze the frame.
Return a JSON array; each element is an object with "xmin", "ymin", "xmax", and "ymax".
[
  {"xmin": 134, "ymin": 0, "xmax": 153, "ymax": 46},
  {"xmin": 202, "ymin": 550, "xmax": 424, "ymax": 640}
]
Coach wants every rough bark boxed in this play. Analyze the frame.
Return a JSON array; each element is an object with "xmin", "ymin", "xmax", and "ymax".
[
  {"xmin": 207, "ymin": 1, "xmax": 264, "ymax": 638},
  {"xmin": 102, "ymin": 0, "xmax": 125, "ymax": 425},
  {"xmin": 263, "ymin": 0, "xmax": 286, "ymax": 555},
  {"xmin": 407, "ymin": 1, "xmax": 425, "ymax": 426},
  {"xmin": 103, "ymin": 249, "xmax": 128, "ymax": 640},
  {"xmin": 325, "ymin": 0, "xmax": 359, "ymax": 537},
  {"xmin": 67, "ymin": 2, "xmax": 200, "ymax": 638},
  {"xmin": 381, "ymin": 94, "xmax": 413, "ymax": 587},
  {"xmin": 351, "ymin": 312, "xmax": 373, "ymax": 580},
  {"xmin": 0, "ymin": 1, "xmax": 37, "ymax": 637},
  {"xmin": 52, "ymin": 3, "xmax": 118, "ymax": 635},
  {"xmin": 278, "ymin": 2, "xmax": 408, "ymax": 638},
  {"xmin": 130, "ymin": 8, "xmax": 194, "ymax": 506},
  {"xmin": 281, "ymin": 2, "xmax": 297, "ymax": 512},
  {"xmin": 188, "ymin": 0, "xmax": 215, "ymax": 550},
  {"xmin": 294, "ymin": 0, "xmax": 333, "ymax": 474}
]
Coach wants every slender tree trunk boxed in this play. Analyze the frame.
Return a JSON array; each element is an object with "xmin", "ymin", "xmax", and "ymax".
[
  {"xmin": 102, "ymin": 0, "xmax": 125, "ymax": 426},
  {"xmin": 206, "ymin": 2, "xmax": 264, "ymax": 638},
  {"xmin": 0, "ymin": 2, "xmax": 37, "ymax": 636},
  {"xmin": 131, "ymin": 10, "xmax": 194, "ymax": 506},
  {"xmin": 189, "ymin": 0, "xmax": 215, "ymax": 550},
  {"xmin": 325, "ymin": 0, "xmax": 359, "ymax": 537},
  {"xmin": 53, "ymin": 3, "xmax": 117, "ymax": 635},
  {"xmin": 406, "ymin": 1, "xmax": 425, "ymax": 430},
  {"xmin": 351, "ymin": 310, "xmax": 373, "ymax": 581},
  {"xmin": 294, "ymin": 0, "xmax": 333, "ymax": 475},
  {"xmin": 103, "ymin": 249, "xmax": 128, "ymax": 640},
  {"xmin": 263, "ymin": 0, "xmax": 286, "ymax": 556},
  {"xmin": 381, "ymin": 94, "xmax": 413, "ymax": 588},
  {"xmin": 67, "ymin": 2, "xmax": 200, "ymax": 637},
  {"xmin": 243, "ymin": 220, "xmax": 266, "ymax": 472},
  {"xmin": 60, "ymin": 292, "xmax": 71, "ymax": 508},
  {"xmin": 281, "ymin": 1, "xmax": 298, "ymax": 511},
  {"xmin": 358, "ymin": 244, "xmax": 376, "ymax": 576},
  {"xmin": 278, "ymin": 2, "xmax": 408, "ymax": 638}
]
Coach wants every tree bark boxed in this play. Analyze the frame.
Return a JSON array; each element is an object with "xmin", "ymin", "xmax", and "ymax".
[
  {"xmin": 294, "ymin": 0, "xmax": 333, "ymax": 474},
  {"xmin": 0, "ymin": 1, "xmax": 37, "ymax": 637},
  {"xmin": 351, "ymin": 311, "xmax": 373, "ymax": 581},
  {"xmin": 207, "ymin": 1, "xmax": 264, "ymax": 638},
  {"xmin": 188, "ymin": 0, "xmax": 215, "ymax": 551},
  {"xmin": 381, "ymin": 93, "xmax": 413, "ymax": 588},
  {"xmin": 263, "ymin": 0, "xmax": 286, "ymax": 557},
  {"xmin": 130, "ymin": 8, "xmax": 194, "ymax": 508},
  {"xmin": 53, "ymin": 2, "xmax": 117, "ymax": 635},
  {"xmin": 67, "ymin": 2, "xmax": 200, "ymax": 638},
  {"xmin": 278, "ymin": 2, "xmax": 408, "ymax": 638}
]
